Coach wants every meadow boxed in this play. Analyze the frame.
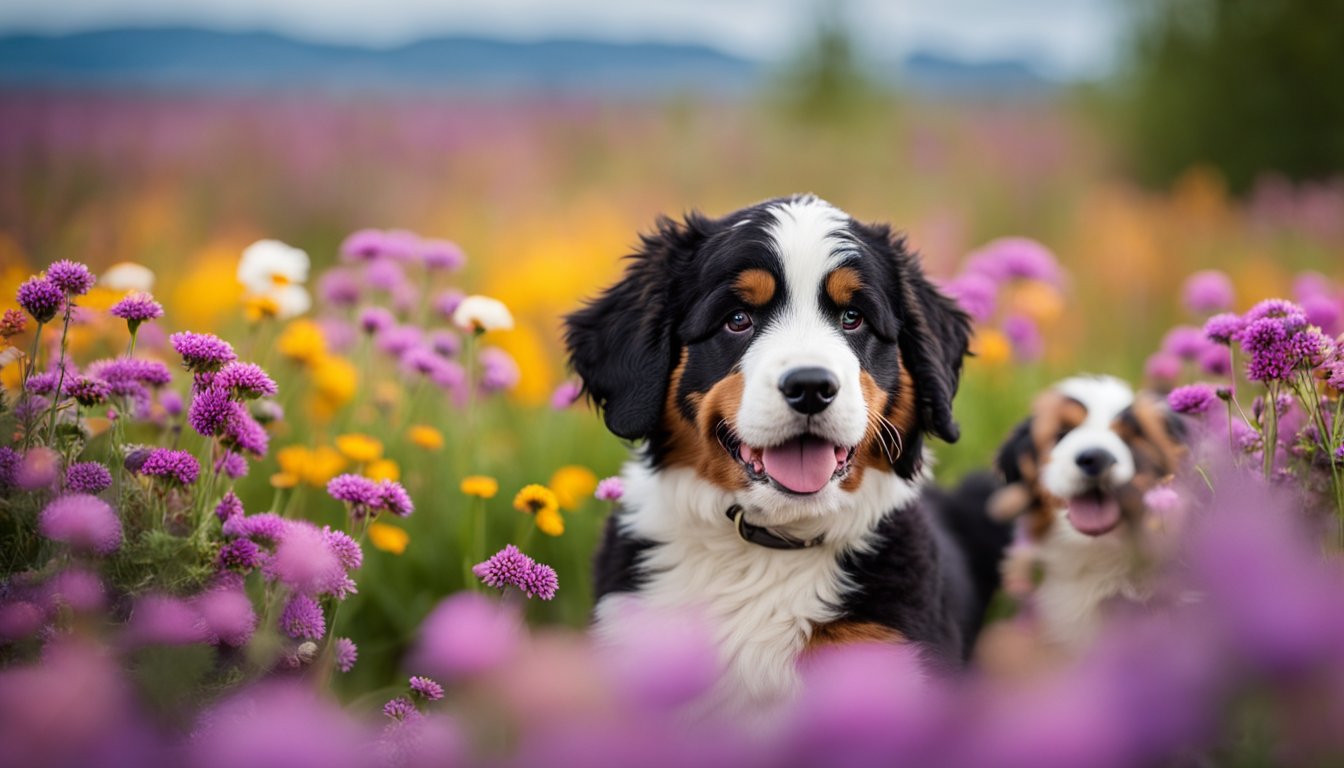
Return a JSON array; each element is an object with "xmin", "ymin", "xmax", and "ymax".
[{"xmin": 2, "ymin": 89, "xmax": 1343, "ymax": 764}]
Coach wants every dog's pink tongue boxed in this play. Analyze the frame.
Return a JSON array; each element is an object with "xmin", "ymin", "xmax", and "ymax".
[
  {"xmin": 761, "ymin": 436, "xmax": 838, "ymax": 494},
  {"xmin": 1066, "ymin": 495, "xmax": 1122, "ymax": 536}
]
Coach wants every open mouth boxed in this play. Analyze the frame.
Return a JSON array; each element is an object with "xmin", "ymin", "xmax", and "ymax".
[
  {"xmin": 1065, "ymin": 488, "xmax": 1123, "ymax": 536},
  {"xmin": 717, "ymin": 423, "xmax": 855, "ymax": 496}
]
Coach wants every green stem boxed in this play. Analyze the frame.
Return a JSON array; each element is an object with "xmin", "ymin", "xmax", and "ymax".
[
  {"xmin": 43, "ymin": 304, "xmax": 76, "ymax": 443},
  {"xmin": 1262, "ymin": 384, "xmax": 1278, "ymax": 481}
]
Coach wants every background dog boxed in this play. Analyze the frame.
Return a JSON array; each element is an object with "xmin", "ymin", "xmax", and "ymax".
[
  {"xmin": 990, "ymin": 375, "xmax": 1189, "ymax": 648},
  {"xmin": 564, "ymin": 194, "xmax": 1009, "ymax": 714}
]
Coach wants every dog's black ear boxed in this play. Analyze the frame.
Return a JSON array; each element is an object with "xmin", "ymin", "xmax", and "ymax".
[
  {"xmin": 564, "ymin": 214, "xmax": 709, "ymax": 440},
  {"xmin": 995, "ymin": 417, "xmax": 1034, "ymax": 484},
  {"xmin": 893, "ymin": 238, "xmax": 973, "ymax": 443}
]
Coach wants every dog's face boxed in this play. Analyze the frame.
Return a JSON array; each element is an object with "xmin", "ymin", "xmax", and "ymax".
[
  {"xmin": 994, "ymin": 376, "xmax": 1188, "ymax": 538},
  {"xmin": 565, "ymin": 195, "xmax": 970, "ymax": 523}
]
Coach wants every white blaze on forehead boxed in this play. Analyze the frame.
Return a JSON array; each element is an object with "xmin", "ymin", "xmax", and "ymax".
[
  {"xmin": 1055, "ymin": 375, "xmax": 1135, "ymax": 425},
  {"xmin": 764, "ymin": 196, "xmax": 855, "ymax": 303}
]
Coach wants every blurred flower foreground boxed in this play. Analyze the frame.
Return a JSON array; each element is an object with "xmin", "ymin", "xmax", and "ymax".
[{"xmin": 2, "ymin": 231, "xmax": 1344, "ymax": 768}]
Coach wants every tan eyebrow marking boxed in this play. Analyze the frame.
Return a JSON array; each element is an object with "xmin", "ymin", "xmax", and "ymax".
[
  {"xmin": 825, "ymin": 266, "xmax": 863, "ymax": 305},
  {"xmin": 734, "ymin": 268, "xmax": 776, "ymax": 306}
]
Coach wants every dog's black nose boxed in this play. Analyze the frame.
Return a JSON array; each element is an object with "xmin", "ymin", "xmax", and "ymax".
[
  {"xmin": 779, "ymin": 367, "xmax": 839, "ymax": 415},
  {"xmin": 1075, "ymin": 448, "xmax": 1117, "ymax": 477}
]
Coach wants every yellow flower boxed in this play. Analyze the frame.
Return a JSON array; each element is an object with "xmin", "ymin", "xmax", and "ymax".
[
  {"xmin": 270, "ymin": 472, "xmax": 299, "ymax": 489},
  {"xmin": 535, "ymin": 508, "xmax": 565, "ymax": 537},
  {"xmin": 243, "ymin": 294, "xmax": 281, "ymax": 323},
  {"xmin": 548, "ymin": 465, "xmax": 598, "ymax": 511},
  {"xmin": 461, "ymin": 475, "xmax": 499, "ymax": 499},
  {"xmin": 277, "ymin": 319, "xmax": 327, "ymax": 364},
  {"xmin": 276, "ymin": 446, "xmax": 311, "ymax": 476},
  {"xmin": 301, "ymin": 446, "xmax": 346, "ymax": 486},
  {"xmin": 971, "ymin": 328, "xmax": 1012, "ymax": 367},
  {"xmin": 408, "ymin": 425, "xmax": 445, "ymax": 451},
  {"xmin": 1007, "ymin": 281, "xmax": 1065, "ymax": 324},
  {"xmin": 513, "ymin": 484, "xmax": 559, "ymax": 517},
  {"xmin": 365, "ymin": 458, "xmax": 400, "ymax": 482},
  {"xmin": 311, "ymin": 355, "xmax": 358, "ymax": 416},
  {"xmin": 336, "ymin": 433, "xmax": 383, "ymax": 463},
  {"xmin": 367, "ymin": 522, "xmax": 409, "ymax": 555}
]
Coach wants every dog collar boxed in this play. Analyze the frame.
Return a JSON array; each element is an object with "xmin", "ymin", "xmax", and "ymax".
[{"xmin": 726, "ymin": 504, "xmax": 824, "ymax": 550}]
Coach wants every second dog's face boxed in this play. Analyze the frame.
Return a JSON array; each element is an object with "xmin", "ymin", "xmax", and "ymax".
[{"xmin": 566, "ymin": 195, "xmax": 971, "ymax": 522}]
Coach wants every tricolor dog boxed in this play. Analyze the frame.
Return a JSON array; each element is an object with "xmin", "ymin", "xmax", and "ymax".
[{"xmin": 564, "ymin": 195, "xmax": 1008, "ymax": 713}]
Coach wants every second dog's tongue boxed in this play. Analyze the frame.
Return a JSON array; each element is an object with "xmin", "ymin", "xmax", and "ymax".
[
  {"xmin": 762, "ymin": 436, "xmax": 838, "ymax": 494},
  {"xmin": 1067, "ymin": 494, "xmax": 1122, "ymax": 536}
]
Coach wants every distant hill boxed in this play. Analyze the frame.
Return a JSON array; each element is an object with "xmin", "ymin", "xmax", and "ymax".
[{"xmin": 0, "ymin": 27, "xmax": 1054, "ymax": 96}]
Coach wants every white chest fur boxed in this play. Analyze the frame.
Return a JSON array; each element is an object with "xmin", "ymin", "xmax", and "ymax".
[
  {"xmin": 593, "ymin": 462, "xmax": 921, "ymax": 714},
  {"xmin": 1033, "ymin": 522, "xmax": 1148, "ymax": 648}
]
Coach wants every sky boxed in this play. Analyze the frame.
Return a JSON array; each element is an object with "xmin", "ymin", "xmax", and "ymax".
[{"xmin": 0, "ymin": 0, "xmax": 1127, "ymax": 79}]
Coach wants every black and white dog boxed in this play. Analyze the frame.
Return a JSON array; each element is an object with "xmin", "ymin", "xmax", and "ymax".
[{"xmin": 565, "ymin": 195, "xmax": 1008, "ymax": 712}]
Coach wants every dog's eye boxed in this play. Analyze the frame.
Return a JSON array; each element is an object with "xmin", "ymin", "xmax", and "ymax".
[
  {"xmin": 840, "ymin": 308, "xmax": 863, "ymax": 331},
  {"xmin": 725, "ymin": 310, "xmax": 753, "ymax": 334}
]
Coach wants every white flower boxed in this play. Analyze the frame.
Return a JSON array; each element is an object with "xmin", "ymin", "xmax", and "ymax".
[
  {"xmin": 452, "ymin": 295, "xmax": 514, "ymax": 333},
  {"xmin": 0, "ymin": 346, "xmax": 23, "ymax": 369},
  {"xmin": 238, "ymin": 239, "xmax": 309, "ymax": 295},
  {"xmin": 100, "ymin": 262, "xmax": 155, "ymax": 292},
  {"xmin": 270, "ymin": 285, "xmax": 313, "ymax": 320}
]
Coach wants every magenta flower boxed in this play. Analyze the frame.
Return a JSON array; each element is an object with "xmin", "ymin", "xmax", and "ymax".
[
  {"xmin": 479, "ymin": 347, "xmax": 521, "ymax": 392},
  {"xmin": 365, "ymin": 260, "xmax": 406, "ymax": 291},
  {"xmin": 1168, "ymin": 384, "xmax": 1217, "ymax": 415},
  {"xmin": 1203, "ymin": 312, "xmax": 1245, "ymax": 345},
  {"xmin": 214, "ymin": 362, "xmax": 277, "ymax": 399},
  {"xmin": 62, "ymin": 375, "xmax": 111, "ymax": 406},
  {"xmin": 1240, "ymin": 317, "xmax": 1298, "ymax": 382},
  {"xmin": 0, "ymin": 308, "xmax": 26, "ymax": 337},
  {"xmin": 358, "ymin": 306, "xmax": 396, "ymax": 335},
  {"xmin": 420, "ymin": 239, "xmax": 465, "ymax": 271},
  {"xmin": 1181, "ymin": 270, "xmax": 1235, "ymax": 315},
  {"xmin": 1243, "ymin": 298, "xmax": 1305, "ymax": 325},
  {"xmin": 0, "ymin": 446, "xmax": 18, "ymax": 489},
  {"xmin": 217, "ymin": 538, "xmax": 264, "ymax": 571},
  {"xmin": 270, "ymin": 523, "xmax": 343, "ymax": 596},
  {"xmin": 222, "ymin": 412, "xmax": 269, "ymax": 458},
  {"xmin": 409, "ymin": 676, "xmax": 445, "ymax": 701},
  {"xmin": 322, "ymin": 527, "xmax": 363, "ymax": 571},
  {"xmin": 214, "ymin": 491, "xmax": 244, "ymax": 522},
  {"xmin": 17, "ymin": 276, "xmax": 64, "ymax": 323},
  {"xmin": 194, "ymin": 587, "xmax": 257, "ymax": 647},
  {"xmin": 215, "ymin": 451, "xmax": 249, "ymax": 479},
  {"xmin": 341, "ymin": 228, "xmax": 389, "ymax": 262},
  {"xmin": 1002, "ymin": 314, "xmax": 1043, "ymax": 363},
  {"xmin": 378, "ymin": 480, "xmax": 414, "ymax": 517},
  {"xmin": 413, "ymin": 592, "xmax": 521, "ymax": 680},
  {"xmin": 433, "ymin": 289, "xmax": 466, "ymax": 320},
  {"xmin": 45, "ymin": 260, "xmax": 95, "ymax": 296},
  {"xmin": 1161, "ymin": 325, "xmax": 1210, "ymax": 361},
  {"xmin": 551, "ymin": 380, "xmax": 582, "ymax": 410},
  {"xmin": 595, "ymin": 476, "xmax": 624, "ymax": 501},
  {"xmin": 1197, "ymin": 345, "xmax": 1231, "ymax": 376},
  {"xmin": 327, "ymin": 474, "xmax": 382, "ymax": 517},
  {"xmin": 428, "ymin": 330, "xmax": 461, "ymax": 358},
  {"xmin": 64, "ymin": 462, "xmax": 111, "ymax": 494},
  {"xmin": 383, "ymin": 696, "xmax": 420, "ymax": 722},
  {"xmin": 38, "ymin": 494, "xmax": 122, "ymax": 555},
  {"xmin": 279, "ymin": 593, "xmax": 326, "ymax": 640},
  {"xmin": 334, "ymin": 637, "xmax": 358, "ymax": 672},
  {"xmin": 964, "ymin": 237, "xmax": 1062, "ymax": 286},
  {"xmin": 376, "ymin": 325, "xmax": 422, "ymax": 356},
  {"xmin": 317, "ymin": 268, "xmax": 362, "ymax": 306},
  {"xmin": 1144, "ymin": 352, "xmax": 1182, "ymax": 383},
  {"xmin": 24, "ymin": 371, "xmax": 58, "ymax": 396},
  {"xmin": 1142, "ymin": 485, "xmax": 1182, "ymax": 514},
  {"xmin": 472, "ymin": 545, "xmax": 557, "ymax": 599},
  {"xmin": 43, "ymin": 568, "xmax": 106, "ymax": 614},
  {"xmin": 15, "ymin": 446, "xmax": 61, "ymax": 491},
  {"xmin": 170, "ymin": 332, "xmax": 238, "ymax": 373},
  {"xmin": 941, "ymin": 272, "xmax": 998, "ymax": 323},
  {"xmin": 222, "ymin": 512, "xmax": 287, "ymax": 542},
  {"xmin": 126, "ymin": 594, "xmax": 207, "ymax": 646},
  {"xmin": 518, "ymin": 562, "xmax": 559, "ymax": 601},
  {"xmin": 138, "ymin": 448, "xmax": 200, "ymax": 485},
  {"xmin": 108, "ymin": 291, "xmax": 164, "ymax": 327},
  {"xmin": 89, "ymin": 358, "xmax": 173, "ymax": 389}
]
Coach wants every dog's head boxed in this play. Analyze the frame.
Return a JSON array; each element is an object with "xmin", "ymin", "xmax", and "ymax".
[
  {"xmin": 992, "ymin": 376, "xmax": 1189, "ymax": 539},
  {"xmin": 564, "ymin": 195, "xmax": 971, "ymax": 523}
]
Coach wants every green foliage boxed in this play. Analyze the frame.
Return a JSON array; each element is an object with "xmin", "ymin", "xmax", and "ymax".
[
  {"xmin": 1123, "ymin": 0, "xmax": 1344, "ymax": 192},
  {"xmin": 770, "ymin": 0, "xmax": 887, "ymax": 125}
]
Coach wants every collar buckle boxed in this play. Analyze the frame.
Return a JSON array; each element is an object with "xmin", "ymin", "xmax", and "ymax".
[{"xmin": 727, "ymin": 504, "xmax": 823, "ymax": 550}]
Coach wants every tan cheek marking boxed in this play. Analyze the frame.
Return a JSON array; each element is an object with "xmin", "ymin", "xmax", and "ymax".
[
  {"xmin": 805, "ymin": 621, "xmax": 905, "ymax": 653},
  {"xmin": 734, "ymin": 269, "xmax": 776, "ymax": 307},
  {"xmin": 825, "ymin": 267, "xmax": 863, "ymax": 306},
  {"xmin": 842, "ymin": 371, "xmax": 890, "ymax": 490},
  {"xmin": 662, "ymin": 367, "xmax": 748, "ymax": 491}
]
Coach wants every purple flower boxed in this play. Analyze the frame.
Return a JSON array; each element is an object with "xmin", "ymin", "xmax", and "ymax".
[
  {"xmin": 365, "ymin": 260, "xmax": 406, "ymax": 291},
  {"xmin": 941, "ymin": 272, "xmax": 998, "ymax": 323},
  {"xmin": 0, "ymin": 601, "xmax": 43, "ymax": 642},
  {"xmin": 358, "ymin": 307, "xmax": 396, "ymax": 335},
  {"xmin": 38, "ymin": 494, "xmax": 122, "ymax": 555},
  {"xmin": 215, "ymin": 491, "xmax": 244, "ymax": 521},
  {"xmin": 222, "ymin": 512, "xmax": 287, "ymax": 541},
  {"xmin": 1161, "ymin": 325, "xmax": 1210, "ymax": 361},
  {"xmin": 170, "ymin": 332, "xmax": 238, "ymax": 373},
  {"xmin": 0, "ymin": 308, "xmax": 27, "ymax": 337},
  {"xmin": 1181, "ymin": 270, "xmax": 1235, "ymax": 315},
  {"xmin": 381, "ymin": 229, "xmax": 421, "ymax": 262},
  {"xmin": 45, "ymin": 260, "xmax": 95, "ymax": 296},
  {"xmin": 551, "ymin": 380, "xmax": 582, "ymax": 410},
  {"xmin": 108, "ymin": 292, "xmax": 164, "ymax": 326},
  {"xmin": 65, "ymin": 462, "xmax": 111, "ymax": 494},
  {"xmin": 25, "ymin": 371, "xmax": 58, "ymax": 396},
  {"xmin": 323, "ymin": 527, "xmax": 363, "ymax": 571},
  {"xmin": 1168, "ymin": 384, "xmax": 1217, "ymax": 415},
  {"xmin": 216, "ymin": 451, "xmax": 249, "ymax": 479},
  {"xmin": 0, "ymin": 446, "xmax": 19, "ymax": 489},
  {"xmin": 217, "ymin": 538, "xmax": 264, "ymax": 571},
  {"xmin": 478, "ymin": 347, "xmax": 521, "ymax": 392},
  {"xmin": 472, "ymin": 545, "xmax": 533, "ymax": 591},
  {"xmin": 1002, "ymin": 314, "xmax": 1043, "ymax": 363},
  {"xmin": 1328, "ymin": 359, "xmax": 1344, "ymax": 390},
  {"xmin": 188, "ymin": 387, "xmax": 243, "ymax": 436},
  {"xmin": 400, "ymin": 345, "xmax": 450, "ymax": 378},
  {"xmin": 214, "ymin": 362, "xmax": 277, "ymax": 400},
  {"xmin": 376, "ymin": 325, "xmax": 422, "ymax": 356},
  {"xmin": 44, "ymin": 568, "xmax": 106, "ymax": 614},
  {"xmin": 161, "ymin": 390, "xmax": 184, "ymax": 417},
  {"xmin": 1240, "ymin": 317, "xmax": 1297, "ymax": 382},
  {"xmin": 518, "ymin": 562, "xmax": 559, "ymax": 600},
  {"xmin": 429, "ymin": 360, "xmax": 465, "ymax": 392},
  {"xmin": 62, "ymin": 375, "xmax": 111, "ymax": 406},
  {"xmin": 1198, "ymin": 344, "xmax": 1231, "ymax": 376},
  {"xmin": 1300, "ymin": 294, "xmax": 1341, "ymax": 336},
  {"xmin": 383, "ymin": 696, "xmax": 419, "ymax": 722},
  {"xmin": 334, "ymin": 637, "xmax": 358, "ymax": 672},
  {"xmin": 189, "ymin": 682, "xmax": 365, "ymax": 768},
  {"xmin": 428, "ymin": 330, "xmax": 460, "ymax": 357},
  {"xmin": 279, "ymin": 593, "xmax": 326, "ymax": 640},
  {"xmin": 15, "ymin": 446, "xmax": 60, "ymax": 491},
  {"xmin": 222, "ymin": 413, "xmax": 269, "ymax": 458},
  {"xmin": 17, "ymin": 276, "xmax": 64, "ymax": 323},
  {"xmin": 378, "ymin": 480, "xmax": 414, "ymax": 517},
  {"xmin": 138, "ymin": 448, "xmax": 200, "ymax": 485},
  {"xmin": 126, "ymin": 594, "xmax": 207, "ymax": 646},
  {"xmin": 433, "ymin": 290, "xmax": 465, "ymax": 320},
  {"xmin": 1243, "ymin": 298, "xmax": 1306, "ymax": 325},
  {"xmin": 194, "ymin": 587, "xmax": 257, "ymax": 647},
  {"xmin": 964, "ymin": 237, "xmax": 1063, "ymax": 286},
  {"xmin": 420, "ymin": 239, "xmax": 465, "ymax": 271},
  {"xmin": 595, "ymin": 476, "xmax": 624, "ymax": 501},
  {"xmin": 317, "ymin": 268, "xmax": 361, "ymax": 306},
  {"xmin": 327, "ymin": 474, "xmax": 382, "ymax": 518},
  {"xmin": 341, "ymin": 228, "xmax": 389, "ymax": 262},
  {"xmin": 89, "ymin": 358, "xmax": 173, "ymax": 390},
  {"xmin": 413, "ymin": 592, "xmax": 521, "ymax": 680},
  {"xmin": 1203, "ymin": 312, "xmax": 1245, "ymax": 345},
  {"xmin": 270, "ymin": 523, "xmax": 344, "ymax": 596},
  {"xmin": 409, "ymin": 676, "xmax": 445, "ymax": 701}
]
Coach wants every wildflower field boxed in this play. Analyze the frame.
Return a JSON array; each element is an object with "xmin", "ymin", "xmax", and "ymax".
[{"xmin": 2, "ymin": 89, "xmax": 1344, "ymax": 766}]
